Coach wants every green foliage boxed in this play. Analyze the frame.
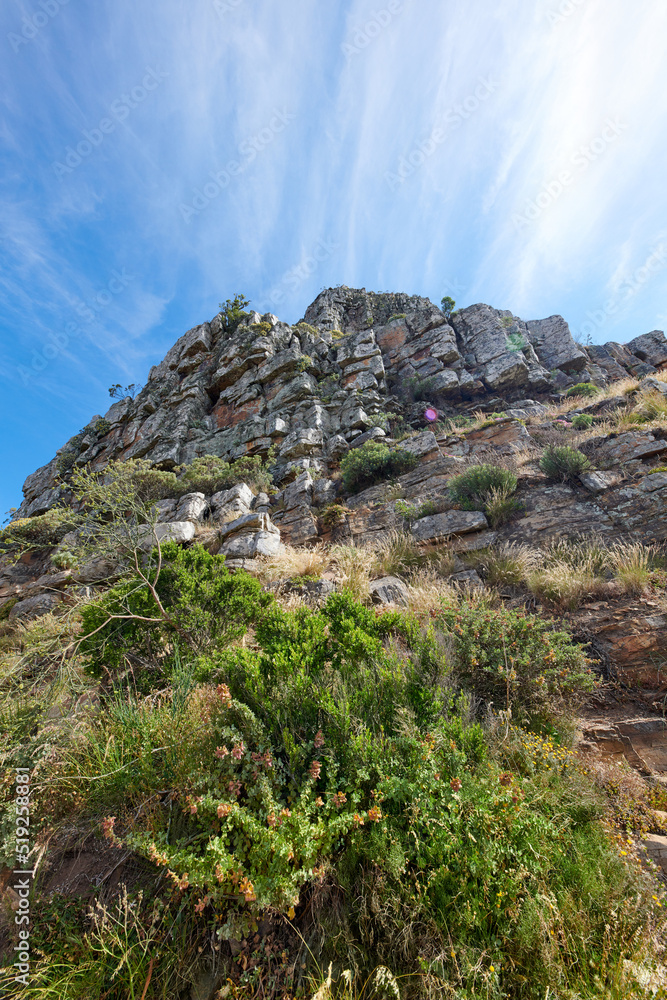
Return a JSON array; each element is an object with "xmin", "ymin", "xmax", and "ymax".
[
  {"xmin": 440, "ymin": 296, "xmax": 455, "ymax": 319},
  {"xmin": 79, "ymin": 542, "xmax": 273, "ymax": 686},
  {"xmin": 448, "ymin": 464, "xmax": 518, "ymax": 517},
  {"xmin": 0, "ymin": 597, "xmax": 18, "ymax": 621},
  {"xmin": 366, "ymin": 411, "xmax": 397, "ymax": 430},
  {"xmin": 507, "ymin": 331, "xmax": 528, "ymax": 353},
  {"xmin": 295, "ymin": 321, "xmax": 319, "ymax": 338},
  {"xmin": 108, "ymin": 383, "xmax": 141, "ymax": 400},
  {"xmin": 483, "ymin": 484, "xmax": 523, "ymax": 528},
  {"xmin": 296, "ymin": 354, "xmax": 313, "ymax": 373},
  {"xmin": 51, "ymin": 549, "xmax": 77, "ymax": 570},
  {"xmin": 320, "ymin": 503, "xmax": 351, "ymax": 528},
  {"xmin": 219, "ymin": 293, "xmax": 251, "ymax": 334},
  {"xmin": 340, "ymin": 441, "xmax": 419, "ymax": 494},
  {"xmin": 406, "ymin": 374, "xmax": 440, "ymax": 402},
  {"xmin": 539, "ymin": 445, "xmax": 591, "ymax": 482},
  {"xmin": 93, "ymin": 417, "xmax": 112, "ymax": 437},
  {"xmin": 11, "ymin": 573, "xmax": 658, "ymax": 1000},
  {"xmin": 176, "ymin": 452, "xmax": 274, "ymax": 496},
  {"xmin": 386, "ymin": 312, "xmax": 407, "ymax": 323},
  {"xmin": 331, "ymin": 328, "xmax": 346, "ymax": 340},
  {"xmin": 571, "ymin": 412, "xmax": 594, "ymax": 429},
  {"xmin": 0, "ymin": 508, "xmax": 80, "ymax": 551},
  {"xmin": 437, "ymin": 600, "xmax": 595, "ymax": 727},
  {"xmin": 395, "ymin": 499, "xmax": 438, "ymax": 525},
  {"xmin": 565, "ymin": 382, "xmax": 600, "ymax": 398}
]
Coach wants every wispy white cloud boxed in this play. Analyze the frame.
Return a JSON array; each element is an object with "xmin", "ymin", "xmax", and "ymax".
[{"xmin": 1, "ymin": 0, "xmax": 667, "ymax": 511}]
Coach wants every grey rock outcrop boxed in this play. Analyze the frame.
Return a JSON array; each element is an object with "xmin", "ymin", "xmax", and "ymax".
[
  {"xmin": 12, "ymin": 285, "xmax": 667, "ymax": 521},
  {"xmin": 369, "ymin": 576, "xmax": 410, "ymax": 605}
]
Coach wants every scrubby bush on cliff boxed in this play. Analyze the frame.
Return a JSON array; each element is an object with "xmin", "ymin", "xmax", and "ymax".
[
  {"xmin": 0, "ymin": 508, "xmax": 80, "ymax": 551},
  {"xmin": 571, "ymin": 412, "xmax": 594, "ymax": 429},
  {"xmin": 175, "ymin": 452, "xmax": 274, "ymax": 496},
  {"xmin": 565, "ymin": 382, "xmax": 600, "ymax": 398},
  {"xmin": 79, "ymin": 542, "xmax": 272, "ymax": 687},
  {"xmin": 340, "ymin": 440, "xmax": 418, "ymax": 493},
  {"xmin": 539, "ymin": 444, "xmax": 591, "ymax": 482},
  {"xmin": 219, "ymin": 293, "xmax": 250, "ymax": 334},
  {"xmin": 448, "ymin": 463, "xmax": 521, "ymax": 526},
  {"xmin": 30, "ymin": 587, "xmax": 661, "ymax": 1000}
]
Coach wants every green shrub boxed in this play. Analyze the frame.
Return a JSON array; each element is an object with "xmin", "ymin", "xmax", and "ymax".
[
  {"xmin": 30, "ymin": 587, "xmax": 656, "ymax": 999},
  {"xmin": 448, "ymin": 464, "xmax": 518, "ymax": 513},
  {"xmin": 437, "ymin": 600, "xmax": 595, "ymax": 726},
  {"xmin": 295, "ymin": 321, "xmax": 319, "ymax": 338},
  {"xmin": 539, "ymin": 445, "xmax": 591, "ymax": 482},
  {"xmin": 320, "ymin": 503, "xmax": 350, "ymax": 528},
  {"xmin": 218, "ymin": 293, "xmax": 250, "ymax": 334},
  {"xmin": 94, "ymin": 417, "xmax": 112, "ymax": 437},
  {"xmin": 176, "ymin": 453, "xmax": 273, "ymax": 496},
  {"xmin": 484, "ymin": 484, "xmax": 523, "ymax": 527},
  {"xmin": 0, "ymin": 508, "xmax": 80, "ymax": 551},
  {"xmin": 340, "ymin": 441, "xmax": 418, "ymax": 493},
  {"xmin": 79, "ymin": 542, "xmax": 273, "ymax": 686},
  {"xmin": 406, "ymin": 375, "xmax": 440, "ymax": 401},
  {"xmin": 565, "ymin": 382, "xmax": 600, "ymax": 398},
  {"xmin": 440, "ymin": 295, "xmax": 455, "ymax": 319},
  {"xmin": 571, "ymin": 413, "xmax": 594, "ymax": 429},
  {"xmin": 395, "ymin": 498, "xmax": 438, "ymax": 525},
  {"xmin": 51, "ymin": 549, "xmax": 77, "ymax": 570}
]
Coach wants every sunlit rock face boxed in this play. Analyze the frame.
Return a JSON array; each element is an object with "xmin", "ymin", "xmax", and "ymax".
[{"xmin": 14, "ymin": 285, "xmax": 667, "ymax": 519}]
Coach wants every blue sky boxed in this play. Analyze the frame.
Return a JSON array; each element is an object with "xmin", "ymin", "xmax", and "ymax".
[{"xmin": 1, "ymin": 0, "xmax": 666, "ymax": 515}]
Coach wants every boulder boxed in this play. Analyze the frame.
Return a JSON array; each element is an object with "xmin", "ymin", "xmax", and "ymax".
[
  {"xmin": 219, "ymin": 512, "xmax": 281, "ymax": 558},
  {"xmin": 598, "ymin": 431, "xmax": 667, "ymax": 464},
  {"xmin": 448, "ymin": 569, "xmax": 484, "ymax": 589},
  {"xmin": 397, "ymin": 430, "xmax": 440, "ymax": 460},
  {"xmin": 412, "ymin": 510, "xmax": 488, "ymax": 542},
  {"xmin": 465, "ymin": 418, "xmax": 532, "ymax": 455},
  {"xmin": 138, "ymin": 521, "xmax": 197, "ymax": 549},
  {"xmin": 627, "ymin": 331, "xmax": 667, "ymax": 368},
  {"xmin": 211, "ymin": 484, "xmax": 254, "ymax": 521},
  {"xmin": 9, "ymin": 592, "xmax": 62, "ymax": 621},
  {"xmin": 369, "ymin": 576, "xmax": 410, "ymax": 605},
  {"xmin": 174, "ymin": 492, "xmax": 207, "ymax": 522},
  {"xmin": 525, "ymin": 315, "xmax": 588, "ymax": 372},
  {"xmin": 579, "ymin": 471, "xmax": 622, "ymax": 492}
]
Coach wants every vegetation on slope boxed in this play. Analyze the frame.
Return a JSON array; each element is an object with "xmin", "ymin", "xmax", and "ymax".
[{"xmin": 1, "ymin": 466, "xmax": 666, "ymax": 1000}]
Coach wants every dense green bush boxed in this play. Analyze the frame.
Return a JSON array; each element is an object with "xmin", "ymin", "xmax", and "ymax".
[
  {"xmin": 48, "ymin": 590, "xmax": 658, "ymax": 1000},
  {"xmin": 0, "ymin": 508, "xmax": 80, "ymax": 550},
  {"xmin": 571, "ymin": 412, "xmax": 594, "ymax": 429},
  {"xmin": 175, "ymin": 453, "xmax": 273, "ymax": 496},
  {"xmin": 540, "ymin": 444, "xmax": 591, "ymax": 482},
  {"xmin": 437, "ymin": 600, "xmax": 595, "ymax": 727},
  {"xmin": 340, "ymin": 441, "xmax": 418, "ymax": 493},
  {"xmin": 448, "ymin": 464, "xmax": 520, "ymax": 525},
  {"xmin": 79, "ymin": 542, "xmax": 272, "ymax": 685},
  {"xmin": 218, "ymin": 293, "xmax": 250, "ymax": 334},
  {"xmin": 565, "ymin": 382, "xmax": 600, "ymax": 398}
]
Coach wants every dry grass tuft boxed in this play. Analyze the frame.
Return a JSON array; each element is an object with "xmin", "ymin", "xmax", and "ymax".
[
  {"xmin": 404, "ymin": 569, "xmax": 458, "ymax": 617},
  {"xmin": 256, "ymin": 543, "xmax": 330, "ymax": 583},
  {"xmin": 369, "ymin": 530, "xmax": 423, "ymax": 579},
  {"xmin": 470, "ymin": 543, "xmax": 540, "ymax": 588},
  {"xmin": 328, "ymin": 542, "xmax": 375, "ymax": 601},
  {"xmin": 608, "ymin": 541, "xmax": 657, "ymax": 596}
]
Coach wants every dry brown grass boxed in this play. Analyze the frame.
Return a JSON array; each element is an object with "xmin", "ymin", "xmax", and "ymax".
[
  {"xmin": 404, "ymin": 569, "xmax": 458, "ymax": 617},
  {"xmin": 255, "ymin": 543, "xmax": 330, "ymax": 583},
  {"xmin": 369, "ymin": 530, "xmax": 423, "ymax": 578},
  {"xmin": 328, "ymin": 542, "xmax": 375, "ymax": 601},
  {"xmin": 608, "ymin": 541, "xmax": 658, "ymax": 595}
]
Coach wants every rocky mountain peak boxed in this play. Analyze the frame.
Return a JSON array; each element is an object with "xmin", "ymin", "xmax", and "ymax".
[{"xmin": 14, "ymin": 286, "xmax": 667, "ymax": 520}]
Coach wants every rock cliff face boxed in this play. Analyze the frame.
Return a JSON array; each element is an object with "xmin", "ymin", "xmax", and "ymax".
[{"xmin": 15, "ymin": 286, "xmax": 667, "ymax": 519}]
